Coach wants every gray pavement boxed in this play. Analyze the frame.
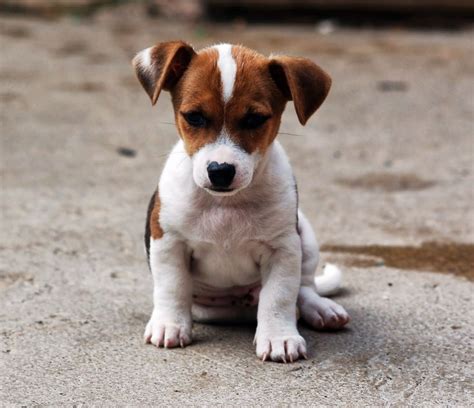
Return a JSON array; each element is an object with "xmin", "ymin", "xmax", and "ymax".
[{"xmin": 1, "ymin": 7, "xmax": 473, "ymax": 406}]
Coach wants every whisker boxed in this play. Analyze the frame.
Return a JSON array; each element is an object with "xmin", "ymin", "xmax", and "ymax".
[
  {"xmin": 154, "ymin": 151, "xmax": 188, "ymax": 160},
  {"xmin": 157, "ymin": 121, "xmax": 176, "ymax": 126},
  {"xmin": 278, "ymin": 132, "xmax": 306, "ymax": 137}
]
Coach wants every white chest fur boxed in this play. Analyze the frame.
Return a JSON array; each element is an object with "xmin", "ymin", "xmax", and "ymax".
[
  {"xmin": 189, "ymin": 239, "xmax": 267, "ymax": 288},
  {"xmin": 158, "ymin": 140, "xmax": 297, "ymax": 290}
]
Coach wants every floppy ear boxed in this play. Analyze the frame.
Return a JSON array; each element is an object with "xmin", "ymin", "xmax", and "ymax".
[
  {"xmin": 132, "ymin": 40, "xmax": 196, "ymax": 105},
  {"xmin": 269, "ymin": 56, "xmax": 332, "ymax": 125}
]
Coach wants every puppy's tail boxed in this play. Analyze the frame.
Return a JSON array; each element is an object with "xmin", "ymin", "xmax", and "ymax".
[{"xmin": 314, "ymin": 263, "xmax": 343, "ymax": 296}]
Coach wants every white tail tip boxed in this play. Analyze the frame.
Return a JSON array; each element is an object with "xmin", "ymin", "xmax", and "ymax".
[{"xmin": 314, "ymin": 263, "xmax": 342, "ymax": 296}]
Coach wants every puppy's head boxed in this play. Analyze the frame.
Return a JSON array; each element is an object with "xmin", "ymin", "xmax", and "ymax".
[{"xmin": 133, "ymin": 41, "xmax": 331, "ymax": 196}]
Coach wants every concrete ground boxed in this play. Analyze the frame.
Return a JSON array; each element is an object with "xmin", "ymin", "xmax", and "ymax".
[{"xmin": 1, "ymin": 5, "xmax": 473, "ymax": 406}]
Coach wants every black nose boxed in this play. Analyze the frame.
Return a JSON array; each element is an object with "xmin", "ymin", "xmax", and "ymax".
[{"xmin": 207, "ymin": 161, "xmax": 236, "ymax": 189}]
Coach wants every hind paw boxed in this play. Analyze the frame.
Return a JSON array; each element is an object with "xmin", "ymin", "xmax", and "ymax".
[{"xmin": 299, "ymin": 293, "xmax": 350, "ymax": 330}]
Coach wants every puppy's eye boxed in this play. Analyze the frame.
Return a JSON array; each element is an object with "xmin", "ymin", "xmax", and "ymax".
[
  {"xmin": 182, "ymin": 111, "xmax": 207, "ymax": 128},
  {"xmin": 239, "ymin": 113, "xmax": 270, "ymax": 130}
]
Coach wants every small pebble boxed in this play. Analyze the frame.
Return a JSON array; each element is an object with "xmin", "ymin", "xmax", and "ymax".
[
  {"xmin": 377, "ymin": 80, "xmax": 408, "ymax": 92},
  {"xmin": 117, "ymin": 147, "xmax": 136, "ymax": 157},
  {"xmin": 315, "ymin": 19, "xmax": 337, "ymax": 35}
]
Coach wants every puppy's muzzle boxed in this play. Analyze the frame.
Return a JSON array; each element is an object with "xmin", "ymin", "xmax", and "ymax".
[{"xmin": 207, "ymin": 161, "xmax": 236, "ymax": 191}]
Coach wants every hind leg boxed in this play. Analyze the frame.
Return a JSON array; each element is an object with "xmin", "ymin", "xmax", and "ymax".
[{"xmin": 297, "ymin": 210, "xmax": 350, "ymax": 329}]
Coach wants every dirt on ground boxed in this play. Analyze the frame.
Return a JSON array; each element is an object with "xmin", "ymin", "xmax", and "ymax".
[
  {"xmin": 1, "ymin": 4, "xmax": 473, "ymax": 406},
  {"xmin": 322, "ymin": 241, "xmax": 474, "ymax": 279}
]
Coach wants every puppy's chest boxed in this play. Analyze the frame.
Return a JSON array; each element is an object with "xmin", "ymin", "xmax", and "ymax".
[
  {"xmin": 180, "ymin": 205, "xmax": 276, "ymax": 288},
  {"xmin": 189, "ymin": 240, "xmax": 267, "ymax": 288},
  {"xmin": 182, "ymin": 204, "xmax": 277, "ymax": 245}
]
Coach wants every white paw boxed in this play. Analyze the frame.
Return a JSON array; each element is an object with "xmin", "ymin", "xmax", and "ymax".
[
  {"xmin": 255, "ymin": 332, "xmax": 307, "ymax": 363},
  {"xmin": 299, "ymin": 295, "xmax": 350, "ymax": 330},
  {"xmin": 144, "ymin": 314, "xmax": 192, "ymax": 348}
]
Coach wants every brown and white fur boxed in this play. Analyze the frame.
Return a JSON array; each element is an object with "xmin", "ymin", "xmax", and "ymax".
[{"xmin": 133, "ymin": 41, "xmax": 350, "ymax": 363}]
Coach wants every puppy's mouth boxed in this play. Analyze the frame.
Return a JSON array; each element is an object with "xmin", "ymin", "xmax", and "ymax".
[
  {"xmin": 204, "ymin": 186, "xmax": 238, "ymax": 196},
  {"xmin": 210, "ymin": 187, "xmax": 233, "ymax": 192}
]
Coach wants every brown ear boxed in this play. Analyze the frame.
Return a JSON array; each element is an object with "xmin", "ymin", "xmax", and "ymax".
[
  {"xmin": 269, "ymin": 56, "xmax": 332, "ymax": 125},
  {"xmin": 132, "ymin": 41, "xmax": 196, "ymax": 105}
]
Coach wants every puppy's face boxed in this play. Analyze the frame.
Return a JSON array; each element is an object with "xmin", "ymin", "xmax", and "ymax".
[
  {"xmin": 173, "ymin": 45, "xmax": 287, "ymax": 196},
  {"xmin": 133, "ymin": 42, "xmax": 331, "ymax": 196}
]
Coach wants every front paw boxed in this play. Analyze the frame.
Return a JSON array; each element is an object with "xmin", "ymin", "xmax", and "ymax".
[
  {"xmin": 255, "ymin": 331, "xmax": 307, "ymax": 363},
  {"xmin": 144, "ymin": 313, "xmax": 192, "ymax": 348}
]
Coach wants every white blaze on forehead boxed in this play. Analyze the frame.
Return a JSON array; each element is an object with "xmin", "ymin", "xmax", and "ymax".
[{"xmin": 214, "ymin": 44, "xmax": 237, "ymax": 103}]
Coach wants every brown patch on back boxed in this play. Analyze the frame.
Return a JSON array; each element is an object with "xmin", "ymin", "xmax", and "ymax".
[
  {"xmin": 149, "ymin": 191, "xmax": 163, "ymax": 240},
  {"xmin": 145, "ymin": 189, "xmax": 163, "ymax": 259}
]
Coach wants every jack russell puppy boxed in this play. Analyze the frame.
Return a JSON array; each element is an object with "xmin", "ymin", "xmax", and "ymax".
[{"xmin": 132, "ymin": 41, "xmax": 350, "ymax": 363}]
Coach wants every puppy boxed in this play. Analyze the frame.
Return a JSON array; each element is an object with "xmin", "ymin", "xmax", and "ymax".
[{"xmin": 133, "ymin": 41, "xmax": 349, "ymax": 363}]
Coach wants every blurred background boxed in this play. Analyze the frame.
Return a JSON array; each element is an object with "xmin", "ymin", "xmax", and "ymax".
[
  {"xmin": 1, "ymin": 0, "xmax": 472, "ymax": 270},
  {"xmin": 1, "ymin": 1, "xmax": 473, "ymax": 405},
  {"xmin": 1, "ymin": 0, "xmax": 474, "ymax": 23}
]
